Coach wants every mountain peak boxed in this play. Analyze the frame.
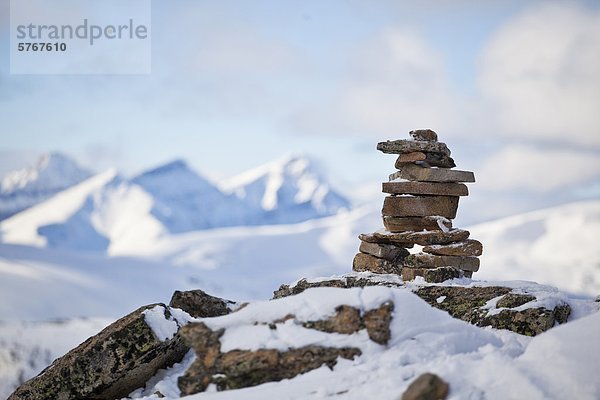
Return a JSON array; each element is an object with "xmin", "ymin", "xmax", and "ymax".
[
  {"xmin": 0, "ymin": 153, "xmax": 93, "ymax": 220},
  {"xmin": 222, "ymin": 154, "xmax": 349, "ymax": 222},
  {"xmin": 136, "ymin": 159, "xmax": 190, "ymax": 177}
]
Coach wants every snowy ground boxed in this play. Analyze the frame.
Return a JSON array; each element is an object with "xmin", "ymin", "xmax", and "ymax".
[
  {"xmin": 0, "ymin": 200, "xmax": 599, "ymax": 398},
  {"xmin": 126, "ymin": 285, "xmax": 600, "ymax": 400}
]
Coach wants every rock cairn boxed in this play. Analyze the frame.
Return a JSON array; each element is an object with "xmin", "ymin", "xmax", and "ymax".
[{"xmin": 353, "ymin": 129, "xmax": 483, "ymax": 283}]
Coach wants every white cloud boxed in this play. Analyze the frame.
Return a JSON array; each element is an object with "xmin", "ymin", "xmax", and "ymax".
[
  {"xmin": 288, "ymin": 27, "xmax": 464, "ymax": 137},
  {"xmin": 478, "ymin": 3, "xmax": 600, "ymax": 146},
  {"xmin": 477, "ymin": 145, "xmax": 600, "ymax": 193}
]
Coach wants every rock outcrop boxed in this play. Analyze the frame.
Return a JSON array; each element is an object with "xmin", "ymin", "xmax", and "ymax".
[
  {"xmin": 273, "ymin": 277, "xmax": 571, "ymax": 337},
  {"xmin": 169, "ymin": 289, "xmax": 235, "ymax": 318},
  {"xmin": 177, "ymin": 301, "xmax": 394, "ymax": 395},
  {"xmin": 8, "ymin": 304, "xmax": 187, "ymax": 400},
  {"xmin": 8, "ymin": 289, "xmax": 233, "ymax": 400}
]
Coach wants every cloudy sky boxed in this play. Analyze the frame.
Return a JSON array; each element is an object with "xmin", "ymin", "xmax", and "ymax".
[{"xmin": 1, "ymin": 0, "xmax": 599, "ymax": 223}]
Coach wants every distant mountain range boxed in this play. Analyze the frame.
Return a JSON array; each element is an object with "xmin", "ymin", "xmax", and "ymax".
[
  {"xmin": 0, "ymin": 153, "xmax": 350, "ymax": 252},
  {"xmin": 0, "ymin": 153, "xmax": 92, "ymax": 220}
]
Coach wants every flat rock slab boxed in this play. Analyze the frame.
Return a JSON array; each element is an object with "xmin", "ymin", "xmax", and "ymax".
[
  {"xmin": 423, "ymin": 239, "xmax": 483, "ymax": 257},
  {"xmin": 364, "ymin": 229, "xmax": 470, "ymax": 246},
  {"xmin": 377, "ymin": 140, "xmax": 451, "ymax": 156},
  {"xmin": 383, "ymin": 216, "xmax": 452, "ymax": 232},
  {"xmin": 405, "ymin": 253, "xmax": 480, "ymax": 271},
  {"xmin": 352, "ymin": 252, "xmax": 403, "ymax": 275},
  {"xmin": 383, "ymin": 181, "xmax": 468, "ymax": 197},
  {"xmin": 170, "ymin": 289, "xmax": 234, "ymax": 318},
  {"xmin": 273, "ymin": 277, "xmax": 403, "ymax": 299},
  {"xmin": 409, "ymin": 129, "xmax": 438, "ymax": 142},
  {"xmin": 382, "ymin": 196, "xmax": 459, "ymax": 219},
  {"xmin": 391, "ymin": 164, "xmax": 475, "ymax": 183},
  {"xmin": 359, "ymin": 241, "xmax": 409, "ymax": 261},
  {"xmin": 402, "ymin": 266, "xmax": 466, "ymax": 283},
  {"xmin": 359, "ymin": 232, "xmax": 414, "ymax": 247},
  {"xmin": 395, "ymin": 152, "xmax": 456, "ymax": 169}
]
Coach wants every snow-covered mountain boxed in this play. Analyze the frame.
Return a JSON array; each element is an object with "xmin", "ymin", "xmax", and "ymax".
[
  {"xmin": 0, "ymin": 153, "xmax": 92, "ymax": 220},
  {"xmin": 131, "ymin": 160, "xmax": 246, "ymax": 233},
  {"xmin": 221, "ymin": 155, "xmax": 350, "ymax": 225},
  {"xmin": 0, "ymin": 155, "xmax": 350, "ymax": 253}
]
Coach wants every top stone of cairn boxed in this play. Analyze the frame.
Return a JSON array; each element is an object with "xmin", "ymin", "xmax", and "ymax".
[{"xmin": 409, "ymin": 129, "xmax": 438, "ymax": 142}]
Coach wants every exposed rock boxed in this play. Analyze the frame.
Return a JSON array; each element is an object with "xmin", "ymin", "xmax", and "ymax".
[
  {"xmin": 409, "ymin": 129, "xmax": 438, "ymax": 142},
  {"xmin": 359, "ymin": 241, "xmax": 410, "ymax": 261},
  {"xmin": 391, "ymin": 164, "xmax": 475, "ymax": 183},
  {"xmin": 401, "ymin": 372, "xmax": 449, "ymax": 400},
  {"xmin": 8, "ymin": 304, "xmax": 188, "ymax": 400},
  {"xmin": 303, "ymin": 305, "xmax": 362, "ymax": 334},
  {"xmin": 395, "ymin": 152, "xmax": 428, "ymax": 163},
  {"xmin": 169, "ymin": 289, "xmax": 233, "ymax": 318},
  {"xmin": 353, "ymin": 252, "xmax": 403, "ymax": 274},
  {"xmin": 496, "ymin": 293, "xmax": 535, "ymax": 308},
  {"xmin": 177, "ymin": 319, "xmax": 364, "ymax": 394},
  {"xmin": 383, "ymin": 216, "xmax": 452, "ymax": 232},
  {"xmin": 273, "ymin": 277, "xmax": 569, "ymax": 336},
  {"xmin": 402, "ymin": 266, "xmax": 464, "ymax": 283},
  {"xmin": 416, "ymin": 286, "xmax": 571, "ymax": 336},
  {"xmin": 363, "ymin": 301, "xmax": 394, "ymax": 345},
  {"xmin": 363, "ymin": 229, "xmax": 470, "ymax": 246},
  {"xmin": 304, "ymin": 302, "xmax": 394, "ymax": 345},
  {"xmin": 405, "ymin": 253, "xmax": 480, "ymax": 272},
  {"xmin": 395, "ymin": 153, "xmax": 456, "ymax": 169},
  {"xmin": 273, "ymin": 277, "xmax": 402, "ymax": 299},
  {"xmin": 383, "ymin": 181, "xmax": 468, "ymax": 197},
  {"xmin": 423, "ymin": 240, "xmax": 483, "ymax": 257},
  {"xmin": 382, "ymin": 195, "xmax": 459, "ymax": 219},
  {"xmin": 377, "ymin": 140, "xmax": 451, "ymax": 156}
]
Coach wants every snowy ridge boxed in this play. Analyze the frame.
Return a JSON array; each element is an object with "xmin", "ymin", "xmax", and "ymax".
[
  {"xmin": 0, "ymin": 155, "xmax": 351, "ymax": 252},
  {"xmin": 221, "ymin": 155, "xmax": 350, "ymax": 225},
  {"xmin": 0, "ymin": 153, "xmax": 92, "ymax": 220},
  {"xmin": 127, "ymin": 286, "xmax": 600, "ymax": 400}
]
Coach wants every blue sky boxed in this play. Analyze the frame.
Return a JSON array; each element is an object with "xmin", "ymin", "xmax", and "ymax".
[{"xmin": 1, "ymin": 0, "xmax": 599, "ymax": 222}]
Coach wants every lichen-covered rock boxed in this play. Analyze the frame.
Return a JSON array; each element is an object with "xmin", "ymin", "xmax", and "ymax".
[
  {"xmin": 169, "ymin": 289, "xmax": 234, "ymax": 318},
  {"xmin": 177, "ymin": 322, "xmax": 362, "ymax": 395},
  {"xmin": 273, "ymin": 277, "xmax": 570, "ymax": 336},
  {"xmin": 416, "ymin": 286, "xmax": 571, "ymax": 336},
  {"xmin": 409, "ymin": 129, "xmax": 439, "ymax": 142},
  {"xmin": 401, "ymin": 372, "xmax": 449, "ymax": 400},
  {"xmin": 496, "ymin": 293, "xmax": 535, "ymax": 308},
  {"xmin": 273, "ymin": 277, "xmax": 402, "ymax": 299},
  {"xmin": 402, "ymin": 266, "xmax": 465, "ymax": 283},
  {"xmin": 8, "ymin": 304, "xmax": 188, "ymax": 400}
]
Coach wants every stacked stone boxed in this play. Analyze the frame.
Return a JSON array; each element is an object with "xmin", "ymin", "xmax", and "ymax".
[{"xmin": 352, "ymin": 129, "xmax": 483, "ymax": 283}]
